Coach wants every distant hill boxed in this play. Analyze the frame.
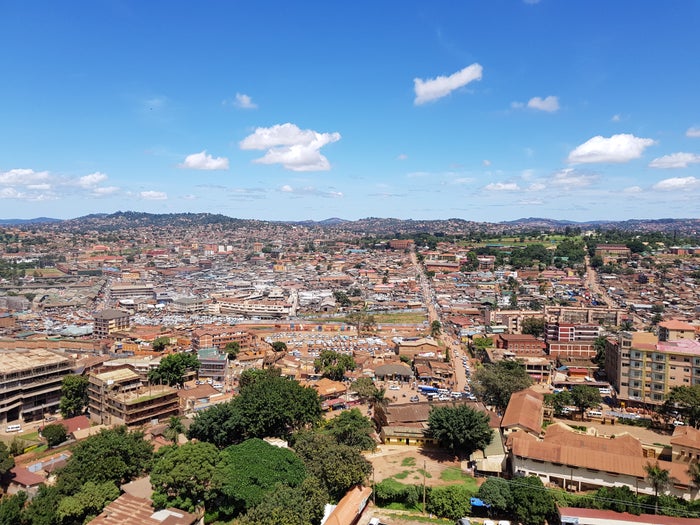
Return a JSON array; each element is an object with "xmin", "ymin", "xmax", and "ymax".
[{"xmin": 0, "ymin": 217, "xmax": 62, "ymax": 225}]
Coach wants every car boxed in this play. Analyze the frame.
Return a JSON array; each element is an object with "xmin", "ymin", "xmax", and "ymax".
[
  {"xmin": 438, "ymin": 394, "xmax": 450, "ymax": 401},
  {"xmin": 455, "ymin": 519, "xmax": 471, "ymax": 525},
  {"xmin": 410, "ymin": 395, "xmax": 420, "ymax": 403},
  {"xmin": 673, "ymin": 420, "xmax": 685, "ymax": 426},
  {"xmin": 44, "ymin": 416, "xmax": 57, "ymax": 422},
  {"xmin": 389, "ymin": 385, "xmax": 400, "ymax": 390}
]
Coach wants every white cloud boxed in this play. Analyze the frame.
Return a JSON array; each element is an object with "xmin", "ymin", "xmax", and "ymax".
[
  {"xmin": 623, "ymin": 186, "xmax": 643, "ymax": 194},
  {"xmin": 240, "ymin": 123, "xmax": 341, "ymax": 171},
  {"xmin": 611, "ymin": 114, "xmax": 621, "ymax": 122},
  {"xmin": 179, "ymin": 150, "xmax": 230, "ymax": 170},
  {"xmin": 413, "ymin": 63, "xmax": 483, "ymax": 105},
  {"xmin": 91, "ymin": 186, "xmax": 120, "ymax": 196},
  {"xmin": 27, "ymin": 184, "xmax": 51, "ymax": 191},
  {"xmin": 527, "ymin": 182, "xmax": 546, "ymax": 192},
  {"xmin": 484, "ymin": 182, "xmax": 519, "ymax": 191},
  {"xmin": 139, "ymin": 190, "xmax": 168, "ymax": 200},
  {"xmin": 0, "ymin": 188, "xmax": 23, "ymax": 199},
  {"xmin": 78, "ymin": 172, "xmax": 108, "ymax": 188},
  {"xmin": 0, "ymin": 168, "xmax": 50, "ymax": 186},
  {"xmin": 482, "ymin": 159, "xmax": 491, "ymax": 167},
  {"xmin": 281, "ymin": 185, "xmax": 293, "ymax": 192},
  {"xmin": 550, "ymin": 168, "xmax": 597, "ymax": 188},
  {"xmin": 686, "ymin": 127, "xmax": 700, "ymax": 138},
  {"xmin": 279, "ymin": 185, "xmax": 343, "ymax": 198},
  {"xmin": 649, "ymin": 152, "xmax": 700, "ymax": 169},
  {"xmin": 652, "ymin": 176, "xmax": 700, "ymax": 191},
  {"xmin": 567, "ymin": 133, "xmax": 656, "ymax": 164},
  {"xmin": 397, "ymin": 153, "xmax": 408, "ymax": 161},
  {"xmin": 527, "ymin": 96, "xmax": 559, "ymax": 112},
  {"xmin": 233, "ymin": 93, "xmax": 257, "ymax": 109}
]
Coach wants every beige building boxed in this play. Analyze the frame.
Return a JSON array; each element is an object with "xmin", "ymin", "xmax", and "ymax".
[
  {"xmin": 606, "ymin": 332, "xmax": 700, "ymax": 406},
  {"xmin": 0, "ymin": 348, "xmax": 73, "ymax": 424},
  {"xmin": 93, "ymin": 309, "xmax": 130, "ymax": 338}
]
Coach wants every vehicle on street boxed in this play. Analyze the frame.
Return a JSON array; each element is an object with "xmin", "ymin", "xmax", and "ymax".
[{"xmin": 410, "ymin": 395, "xmax": 420, "ymax": 402}]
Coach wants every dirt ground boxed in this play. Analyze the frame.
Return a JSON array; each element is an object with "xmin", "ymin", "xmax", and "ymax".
[{"xmin": 365, "ymin": 444, "xmax": 470, "ymax": 487}]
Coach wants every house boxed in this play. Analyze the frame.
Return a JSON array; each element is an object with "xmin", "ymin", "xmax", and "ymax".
[
  {"xmin": 670, "ymin": 425, "xmax": 700, "ymax": 464},
  {"xmin": 396, "ymin": 337, "xmax": 441, "ymax": 359},
  {"xmin": 322, "ymin": 485, "xmax": 372, "ymax": 525},
  {"xmin": 559, "ymin": 506, "xmax": 700, "ymax": 525},
  {"xmin": 7, "ymin": 466, "xmax": 43, "ymax": 499},
  {"xmin": 500, "ymin": 388, "xmax": 544, "ymax": 437},
  {"xmin": 493, "ymin": 333, "xmax": 546, "ymax": 356},
  {"xmin": 89, "ymin": 493, "xmax": 198, "ymax": 525}
]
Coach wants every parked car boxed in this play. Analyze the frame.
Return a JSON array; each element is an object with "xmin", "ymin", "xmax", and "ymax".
[{"xmin": 410, "ymin": 395, "xmax": 420, "ymax": 403}]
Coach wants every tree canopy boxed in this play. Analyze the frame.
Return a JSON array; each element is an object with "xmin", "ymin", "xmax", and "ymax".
[
  {"xmin": 570, "ymin": 385, "xmax": 602, "ymax": 418},
  {"xmin": 509, "ymin": 475, "xmax": 557, "ymax": 525},
  {"xmin": 238, "ymin": 477, "xmax": 328, "ymax": 525},
  {"xmin": 148, "ymin": 352, "xmax": 200, "ymax": 387},
  {"xmin": 59, "ymin": 374, "xmax": 89, "ymax": 418},
  {"xmin": 42, "ymin": 423, "xmax": 67, "ymax": 447},
  {"xmin": 521, "ymin": 317, "xmax": 545, "ymax": 338},
  {"xmin": 314, "ymin": 350, "xmax": 356, "ymax": 381},
  {"xmin": 322, "ymin": 408, "xmax": 376, "ymax": 451},
  {"xmin": 472, "ymin": 360, "xmax": 533, "ymax": 411},
  {"xmin": 427, "ymin": 404, "xmax": 493, "ymax": 457},
  {"xmin": 476, "ymin": 477, "xmax": 513, "ymax": 516},
  {"xmin": 663, "ymin": 385, "xmax": 700, "ymax": 428}
]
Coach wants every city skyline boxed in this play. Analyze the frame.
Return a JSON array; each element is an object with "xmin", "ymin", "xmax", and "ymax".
[{"xmin": 1, "ymin": 1, "xmax": 699, "ymax": 222}]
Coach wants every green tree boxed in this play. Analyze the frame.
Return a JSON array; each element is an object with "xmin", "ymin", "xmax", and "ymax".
[
  {"xmin": 593, "ymin": 336, "xmax": 607, "ymax": 365},
  {"xmin": 271, "ymin": 341, "xmax": 288, "ymax": 353},
  {"xmin": 427, "ymin": 404, "xmax": 493, "ymax": 457},
  {"xmin": 472, "ymin": 336, "xmax": 493, "ymax": 350},
  {"xmin": 56, "ymin": 426, "xmax": 153, "ymax": 495},
  {"xmin": 291, "ymin": 431, "xmax": 372, "ymax": 502},
  {"xmin": 164, "ymin": 416, "xmax": 185, "ymax": 444},
  {"xmin": 476, "ymin": 477, "xmax": 513, "ymax": 516},
  {"xmin": 41, "ymin": 423, "xmax": 67, "ymax": 447},
  {"xmin": 314, "ymin": 350, "xmax": 356, "ymax": 381},
  {"xmin": 0, "ymin": 441, "xmax": 14, "ymax": 479},
  {"xmin": 59, "ymin": 375, "xmax": 89, "ymax": 418},
  {"xmin": 323, "ymin": 408, "xmax": 376, "ymax": 451},
  {"xmin": 151, "ymin": 442, "xmax": 220, "ymax": 513},
  {"xmin": 430, "ymin": 320, "xmax": 442, "ymax": 338},
  {"xmin": 345, "ymin": 309, "xmax": 376, "ymax": 335},
  {"xmin": 351, "ymin": 377, "xmax": 377, "ymax": 400},
  {"xmin": 521, "ymin": 317, "xmax": 545, "ymax": 338},
  {"xmin": 426, "ymin": 484, "xmax": 472, "ymax": 520},
  {"xmin": 543, "ymin": 389, "xmax": 573, "ymax": 417},
  {"xmin": 472, "ymin": 360, "xmax": 533, "ymax": 411},
  {"xmin": 22, "ymin": 484, "xmax": 62, "ymax": 525},
  {"xmin": 509, "ymin": 475, "xmax": 557, "ymax": 525},
  {"xmin": 187, "ymin": 401, "xmax": 243, "ymax": 449},
  {"xmin": 571, "ymin": 385, "xmax": 602, "ymax": 419},
  {"xmin": 238, "ymin": 476, "xmax": 328, "ymax": 525},
  {"xmin": 152, "ymin": 336, "xmax": 170, "ymax": 352},
  {"xmin": 225, "ymin": 341, "xmax": 240, "ymax": 359},
  {"xmin": 688, "ymin": 461, "xmax": 700, "ymax": 496},
  {"xmin": 148, "ymin": 352, "xmax": 200, "ymax": 387},
  {"xmin": 56, "ymin": 480, "xmax": 120, "ymax": 524},
  {"xmin": 592, "ymin": 485, "xmax": 640, "ymax": 514},
  {"xmin": 0, "ymin": 491, "xmax": 26, "ymax": 525},
  {"xmin": 333, "ymin": 290, "xmax": 351, "ymax": 308},
  {"xmin": 209, "ymin": 438, "xmax": 307, "ymax": 521},
  {"xmin": 663, "ymin": 385, "xmax": 700, "ymax": 428},
  {"xmin": 644, "ymin": 462, "xmax": 670, "ymax": 514}
]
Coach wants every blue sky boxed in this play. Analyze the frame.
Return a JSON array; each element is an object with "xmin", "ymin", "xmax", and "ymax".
[{"xmin": 1, "ymin": 0, "xmax": 699, "ymax": 222}]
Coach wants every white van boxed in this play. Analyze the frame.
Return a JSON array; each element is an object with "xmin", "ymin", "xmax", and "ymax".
[
  {"xmin": 5, "ymin": 424, "xmax": 21, "ymax": 433},
  {"xmin": 587, "ymin": 410, "xmax": 603, "ymax": 418},
  {"xmin": 438, "ymin": 388, "xmax": 449, "ymax": 395}
]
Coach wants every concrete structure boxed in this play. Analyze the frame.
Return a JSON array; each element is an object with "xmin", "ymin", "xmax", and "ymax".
[
  {"xmin": 0, "ymin": 348, "xmax": 73, "ymax": 424},
  {"xmin": 545, "ymin": 305, "xmax": 625, "ymax": 326},
  {"xmin": 606, "ymin": 332, "xmax": 700, "ymax": 406},
  {"xmin": 93, "ymin": 309, "xmax": 130, "ymax": 338},
  {"xmin": 545, "ymin": 322, "xmax": 600, "ymax": 358},
  {"xmin": 659, "ymin": 319, "xmax": 698, "ymax": 342},
  {"xmin": 395, "ymin": 337, "xmax": 440, "ymax": 359},
  {"xmin": 197, "ymin": 347, "xmax": 228, "ymax": 382},
  {"xmin": 493, "ymin": 333, "xmax": 546, "ymax": 356}
]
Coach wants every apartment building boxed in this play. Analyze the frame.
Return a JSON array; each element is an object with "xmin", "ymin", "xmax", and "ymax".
[
  {"xmin": 594, "ymin": 244, "xmax": 631, "ymax": 262},
  {"xmin": 545, "ymin": 322, "xmax": 600, "ymax": 358},
  {"xmin": 606, "ymin": 332, "xmax": 700, "ymax": 406},
  {"xmin": 493, "ymin": 333, "xmax": 546, "ymax": 356},
  {"xmin": 658, "ymin": 319, "xmax": 698, "ymax": 342},
  {"xmin": 93, "ymin": 309, "xmax": 130, "ymax": 338},
  {"xmin": 88, "ymin": 367, "xmax": 179, "ymax": 427},
  {"xmin": 0, "ymin": 348, "xmax": 74, "ymax": 424},
  {"xmin": 197, "ymin": 348, "xmax": 228, "ymax": 382},
  {"xmin": 544, "ymin": 305, "xmax": 625, "ymax": 326},
  {"xmin": 110, "ymin": 283, "xmax": 155, "ymax": 300},
  {"xmin": 191, "ymin": 328, "xmax": 254, "ymax": 351}
]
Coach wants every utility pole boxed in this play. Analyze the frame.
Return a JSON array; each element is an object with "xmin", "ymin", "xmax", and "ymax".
[{"xmin": 422, "ymin": 460, "xmax": 427, "ymax": 514}]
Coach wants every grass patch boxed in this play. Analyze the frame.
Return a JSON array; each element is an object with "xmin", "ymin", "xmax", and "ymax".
[
  {"xmin": 384, "ymin": 502, "xmax": 423, "ymax": 512},
  {"xmin": 393, "ymin": 470, "xmax": 411, "ymax": 480},
  {"xmin": 439, "ymin": 467, "xmax": 478, "ymax": 489},
  {"xmin": 383, "ymin": 511, "xmax": 452, "ymax": 524},
  {"xmin": 401, "ymin": 457, "xmax": 417, "ymax": 467},
  {"xmin": 372, "ymin": 312, "xmax": 428, "ymax": 324},
  {"xmin": 416, "ymin": 468, "xmax": 432, "ymax": 479}
]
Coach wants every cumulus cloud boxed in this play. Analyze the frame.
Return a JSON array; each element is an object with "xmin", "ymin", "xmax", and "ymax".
[
  {"xmin": 527, "ymin": 96, "xmax": 559, "ymax": 112},
  {"xmin": 567, "ymin": 133, "xmax": 656, "ymax": 164},
  {"xmin": 77, "ymin": 172, "xmax": 108, "ymax": 188},
  {"xmin": 91, "ymin": 186, "xmax": 120, "ymax": 196},
  {"xmin": 0, "ymin": 168, "xmax": 50, "ymax": 186},
  {"xmin": 652, "ymin": 177, "xmax": 700, "ymax": 191},
  {"xmin": 240, "ymin": 123, "xmax": 341, "ymax": 171},
  {"xmin": 233, "ymin": 93, "xmax": 257, "ymax": 109},
  {"xmin": 527, "ymin": 182, "xmax": 546, "ymax": 192},
  {"xmin": 139, "ymin": 190, "xmax": 167, "ymax": 200},
  {"xmin": 484, "ymin": 182, "xmax": 519, "ymax": 191},
  {"xmin": 278, "ymin": 184, "xmax": 343, "ymax": 198},
  {"xmin": 686, "ymin": 127, "xmax": 700, "ymax": 138},
  {"xmin": 550, "ymin": 168, "xmax": 598, "ymax": 188},
  {"xmin": 413, "ymin": 63, "xmax": 483, "ymax": 105},
  {"xmin": 623, "ymin": 186, "xmax": 643, "ymax": 194},
  {"xmin": 649, "ymin": 152, "xmax": 700, "ymax": 169},
  {"xmin": 179, "ymin": 150, "xmax": 230, "ymax": 170}
]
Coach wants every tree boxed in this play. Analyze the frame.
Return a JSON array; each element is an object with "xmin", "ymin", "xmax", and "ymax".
[
  {"xmin": 688, "ymin": 461, "xmax": 700, "ymax": 496},
  {"xmin": 663, "ymin": 385, "xmax": 700, "ymax": 428},
  {"xmin": 427, "ymin": 405, "xmax": 493, "ymax": 457},
  {"xmin": 56, "ymin": 426, "xmax": 153, "ymax": 496},
  {"xmin": 59, "ymin": 374, "xmax": 89, "ymax": 418},
  {"xmin": 21, "ymin": 484, "xmax": 62, "ymax": 525},
  {"xmin": 0, "ymin": 441, "xmax": 14, "ymax": 480},
  {"xmin": 476, "ymin": 477, "xmax": 513, "ymax": 516},
  {"xmin": 333, "ymin": 290, "xmax": 351, "ymax": 308},
  {"xmin": 345, "ymin": 309, "xmax": 376, "ymax": 335},
  {"xmin": 426, "ymin": 484, "xmax": 471, "ymax": 520},
  {"xmin": 521, "ymin": 317, "xmax": 545, "ymax": 338},
  {"xmin": 209, "ymin": 438, "xmax": 307, "ymax": 521},
  {"xmin": 593, "ymin": 336, "xmax": 607, "ymax": 365},
  {"xmin": 152, "ymin": 336, "xmax": 170, "ymax": 352},
  {"xmin": 225, "ymin": 341, "xmax": 240, "ymax": 359},
  {"xmin": 187, "ymin": 401, "xmax": 243, "ymax": 449},
  {"xmin": 351, "ymin": 377, "xmax": 377, "ymax": 400},
  {"xmin": 0, "ymin": 491, "xmax": 27, "ymax": 525},
  {"xmin": 543, "ymin": 389, "xmax": 573, "ymax": 417},
  {"xmin": 620, "ymin": 318, "xmax": 634, "ymax": 331},
  {"xmin": 271, "ymin": 341, "xmax": 288, "ymax": 353},
  {"xmin": 509, "ymin": 475, "xmax": 557, "ymax": 525},
  {"xmin": 592, "ymin": 485, "xmax": 641, "ymax": 514},
  {"xmin": 42, "ymin": 423, "xmax": 67, "ymax": 447},
  {"xmin": 151, "ymin": 442, "xmax": 220, "ymax": 513},
  {"xmin": 644, "ymin": 462, "xmax": 670, "ymax": 514},
  {"xmin": 238, "ymin": 476, "xmax": 328, "ymax": 525},
  {"xmin": 323, "ymin": 408, "xmax": 376, "ymax": 451},
  {"xmin": 571, "ymin": 385, "xmax": 602, "ymax": 419},
  {"xmin": 56, "ymin": 480, "xmax": 120, "ymax": 524},
  {"xmin": 472, "ymin": 360, "xmax": 533, "ymax": 411},
  {"xmin": 472, "ymin": 336, "xmax": 493, "ymax": 351},
  {"xmin": 291, "ymin": 431, "xmax": 372, "ymax": 502},
  {"xmin": 164, "ymin": 416, "xmax": 185, "ymax": 444},
  {"xmin": 430, "ymin": 320, "xmax": 442, "ymax": 338},
  {"xmin": 148, "ymin": 352, "xmax": 200, "ymax": 387},
  {"xmin": 314, "ymin": 350, "xmax": 356, "ymax": 381}
]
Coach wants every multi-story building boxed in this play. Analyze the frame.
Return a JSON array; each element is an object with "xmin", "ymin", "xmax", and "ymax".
[
  {"xmin": 0, "ymin": 348, "xmax": 74, "ymax": 424},
  {"xmin": 544, "ymin": 305, "xmax": 625, "ymax": 327},
  {"xmin": 658, "ymin": 319, "xmax": 698, "ymax": 342},
  {"xmin": 545, "ymin": 322, "xmax": 601, "ymax": 358},
  {"xmin": 197, "ymin": 348, "xmax": 228, "ymax": 382},
  {"xmin": 606, "ymin": 332, "xmax": 700, "ymax": 406},
  {"xmin": 110, "ymin": 284, "xmax": 155, "ymax": 300},
  {"xmin": 493, "ymin": 334, "xmax": 546, "ymax": 357},
  {"xmin": 594, "ymin": 244, "xmax": 631, "ymax": 263},
  {"xmin": 88, "ymin": 367, "xmax": 179, "ymax": 427},
  {"xmin": 191, "ymin": 328, "xmax": 254, "ymax": 351},
  {"xmin": 93, "ymin": 309, "xmax": 130, "ymax": 338}
]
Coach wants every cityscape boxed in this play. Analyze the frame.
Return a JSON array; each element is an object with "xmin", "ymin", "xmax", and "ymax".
[{"xmin": 2, "ymin": 1, "xmax": 700, "ymax": 525}]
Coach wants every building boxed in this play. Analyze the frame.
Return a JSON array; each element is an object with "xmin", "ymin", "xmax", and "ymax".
[
  {"xmin": 670, "ymin": 425, "xmax": 700, "ymax": 464},
  {"xmin": 595, "ymin": 244, "xmax": 631, "ymax": 262},
  {"xmin": 109, "ymin": 284, "xmax": 156, "ymax": 300},
  {"xmin": 197, "ymin": 347, "xmax": 228, "ymax": 382},
  {"xmin": 605, "ymin": 332, "xmax": 700, "ymax": 406},
  {"xmin": 545, "ymin": 305, "xmax": 625, "ymax": 326},
  {"xmin": 0, "ymin": 348, "xmax": 73, "ymax": 424},
  {"xmin": 90, "ymin": 493, "xmax": 198, "ymax": 525},
  {"xmin": 493, "ymin": 333, "xmax": 546, "ymax": 356},
  {"xmin": 93, "ymin": 309, "xmax": 131, "ymax": 338},
  {"xmin": 501, "ymin": 388, "xmax": 544, "ymax": 437},
  {"xmin": 88, "ymin": 367, "xmax": 179, "ymax": 427},
  {"xmin": 545, "ymin": 322, "xmax": 601, "ymax": 358},
  {"xmin": 395, "ymin": 337, "xmax": 440, "ymax": 359},
  {"xmin": 191, "ymin": 328, "xmax": 254, "ymax": 351},
  {"xmin": 659, "ymin": 320, "xmax": 698, "ymax": 342}
]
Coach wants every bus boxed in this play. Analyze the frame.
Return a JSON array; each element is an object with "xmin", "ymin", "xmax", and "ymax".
[{"xmin": 418, "ymin": 385, "xmax": 439, "ymax": 394}]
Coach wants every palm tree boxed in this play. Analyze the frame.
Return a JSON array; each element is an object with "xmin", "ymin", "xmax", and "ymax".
[
  {"xmin": 369, "ymin": 387, "xmax": 388, "ymax": 413},
  {"xmin": 430, "ymin": 320, "xmax": 442, "ymax": 338},
  {"xmin": 164, "ymin": 416, "xmax": 185, "ymax": 445},
  {"xmin": 644, "ymin": 461, "xmax": 670, "ymax": 514}
]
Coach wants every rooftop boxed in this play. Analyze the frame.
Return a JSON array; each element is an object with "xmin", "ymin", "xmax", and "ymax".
[{"xmin": 0, "ymin": 348, "xmax": 72, "ymax": 375}]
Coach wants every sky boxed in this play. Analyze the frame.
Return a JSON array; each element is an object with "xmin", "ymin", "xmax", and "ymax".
[{"xmin": 1, "ymin": 0, "xmax": 700, "ymax": 222}]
